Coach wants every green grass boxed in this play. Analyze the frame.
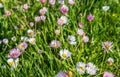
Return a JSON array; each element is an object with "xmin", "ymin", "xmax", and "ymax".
[{"xmin": 0, "ymin": 0, "xmax": 120, "ymax": 77}]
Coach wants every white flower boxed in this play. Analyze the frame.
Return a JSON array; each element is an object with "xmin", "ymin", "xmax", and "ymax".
[
  {"xmin": 28, "ymin": 38, "xmax": 36, "ymax": 45},
  {"xmin": 86, "ymin": 62, "xmax": 98, "ymax": 75},
  {"xmin": 77, "ymin": 29, "xmax": 84, "ymax": 36},
  {"xmin": 108, "ymin": 57, "xmax": 114, "ymax": 65},
  {"xmin": 68, "ymin": 35, "xmax": 76, "ymax": 45},
  {"xmin": 60, "ymin": 16, "xmax": 68, "ymax": 24},
  {"xmin": 21, "ymin": 36, "xmax": 28, "ymax": 41},
  {"xmin": 76, "ymin": 62, "xmax": 86, "ymax": 74},
  {"xmin": 27, "ymin": 29, "xmax": 34, "ymax": 36},
  {"xmin": 7, "ymin": 58, "xmax": 19, "ymax": 68},
  {"xmin": 82, "ymin": 36, "xmax": 89, "ymax": 43},
  {"xmin": 0, "ymin": 3, "xmax": 3, "ymax": 8},
  {"xmin": 102, "ymin": 6, "xmax": 110, "ymax": 11},
  {"xmin": 59, "ymin": 49, "xmax": 72, "ymax": 59},
  {"xmin": 11, "ymin": 36, "xmax": 16, "ymax": 41}
]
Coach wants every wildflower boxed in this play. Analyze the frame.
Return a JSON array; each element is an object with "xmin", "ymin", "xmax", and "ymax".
[
  {"xmin": 9, "ymin": 48, "xmax": 21, "ymax": 58},
  {"xmin": 20, "ymin": 25, "xmax": 24, "ymax": 29},
  {"xmin": 59, "ymin": 49, "xmax": 72, "ymax": 59},
  {"xmin": 21, "ymin": 36, "xmax": 28, "ymax": 42},
  {"xmin": 35, "ymin": 16, "xmax": 41, "ymax": 22},
  {"xmin": 57, "ymin": 16, "xmax": 68, "ymax": 26},
  {"xmin": 68, "ymin": 0, "xmax": 75, "ymax": 5},
  {"xmin": 50, "ymin": 40, "xmax": 61, "ymax": 48},
  {"xmin": 40, "ymin": 15, "xmax": 46, "ymax": 21},
  {"xmin": 18, "ymin": 42, "xmax": 28, "ymax": 51},
  {"xmin": 38, "ymin": 50, "xmax": 43, "ymax": 54},
  {"xmin": 55, "ymin": 29, "xmax": 60, "ymax": 35},
  {"xmin": 102, "ymin": 6, "xmax": 110, "ymax": 11},
  {"xmin": 82, "ymin": 36, "xmax": 89, "ymax": 43},
  {"xmin": 7, "ymin": 58, "xmax": 19, "ymax": 68},
  {"xmin": 5, "ymin": 10, "xmax": 11, "ymax": 16},
  {"xmin": 29, "ymin": 22, "xmax": 34, "ymax": 27},
  {"xmin": 54, "ymin": 71, "xmax": 68, "ymax": 77},
  {"xmin": 28, "ymin": 38, "xmax": 36, "ymax": 45},
  {"xmin": 68, "ymin": 35, "xmax": 76, "ymax": 45},
  {"xmin": 86, "ymin": 62, "xmax": 98, "ymax": 75},
  {"xmin": 78, "ymin": 22, "xmax": 83, "ymax": 28},
  {"xmin": 11, "ymin": 36, "xmax": 16, "ymax": 41},
  {"xmin": 103, "ymin": 72, "xmax": 114, "ymax": 77},
  {"xmin": 58, "ymin": 0, "xmax": 64, "ymax": 5},
  {"xmin": 76, "ymin": 62, "xmax": 86, "ymax": 74},
  {"xmin": 41, "ymin": 0, "xmax": 46, "ymax": 3},
  {"xmin": 102, "ymin": 41, "xmax": 113, "ymax": 51},
  {"xmin": 60, "ymin": 5, "xmax": 69, "ymax": 14},
  {"xmin": 14, "ymin": 25, "xmax": 18, "ymax": 29},
  {"xmin": 77, "ymin": 29, "xmax": 84, "ymax": 36},
  {"xmin": 39, "ymin": 7, "xmax": 47, "ymax": 15},
  {"xmin": 27, "ymin": 29, "xmax": 35, "ymax": 36},
  {"xmin": 23, "ymin": 4, "xmax": 29, "ymax": 10},
  {"xmin": 87, "ymin": 14, "xmax": 94, "ymax": 22},
  {"xmin": 2, "ymin": 38, "xmax": 8, "ymax": 44},
  {"xmin": 108, "ymin": 58, "xmax": 114, "ymax": 66},
  {"xmin": 0, "ymin": 3, "xmax": 3, "ymax": 8},
  {"xmin": 67, "ymin": 71, "xmax": 73, "ymax": 77},
  {"xmin": 49, "ymin": 0, "xmax": 56, "ymax": 5}
]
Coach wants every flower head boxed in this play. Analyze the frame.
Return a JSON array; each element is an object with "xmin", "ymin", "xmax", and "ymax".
[
  {"xmin": 76, "ymin": 62, "xmax": 86, "ymax": 74},
  {"xmin": 35, "ymin": 16, "xmax": 41, "ymax": 22},
  {"xmin": 49, "ymin": 0, "xmax": 56, "ymax": 5},
  {"xmin": 57, "ymin": 16, "xmax": 68, "ymax": 26},
  {"xmin": 78, "ymin": 22, "xmax": 83, "ymax": 28},
  {"xmin": 11, "ymin": 36, "xmax": 16, "ymax": 41},
  {"xmin": 40, "ymin": 15, "xmax": 46, "ymax": 21},
  {"xmin": 60, "ymin": 5, "xmax": 69, "ymax": 14},
  {"xmin": 103, "ymin": 72, "xmax": 114, "ymax": 77},
  {"xmin": 50, "ymin": 40, "xmax": 61, "ymax": 48},
  {"xmin": 3, "ymin": 38, "xmax": 8, "ymax": 44},
  {"xmin": 82, "ymin": 36, "xmax": 89, "ymax": 43},
  {"xmin": 108, "ymin": 58, "xmax": 114, "ymax": 66},
  {"xmin": 77, "ymin": 29, "xmax": 84, "ymax": 36},
  {"xmin": 18, "ymin": 42, "xmax": 28, "ymax": 51},
  {"xmin": 59, "ymin": 49, "xmax": 72, "ymax": 59},
  {"xmin": 68, "ymin": 35, "xmax": 76, "ymax": 45},
  {"xmin": 41, "ymin": 0, "xmax": 46, "ymax": 3},
  {"xmin": 102, "ymin": 6, "xmax": 110, "ymax": 11},
  {"xmin": 55, "ymin": 29, "xmax": 60, "ymax": 35},
  {"xmin": 7, "ymin": 58, "xmax": 19, "ymax": 68},
  {"xmin": 86, "ymin": 62, "xmax": 98, "ymax": 75},
  {"xmin": 87, "ymin": 14, "xmax": 94, "ymax": 22},
  {"xmin": 23, "ymin": 4, "xmax": 29, "ymax": 10},
  {"xmin": 29, "ymin": 22, "xmax": 34, "ymax": 27},
  {"xmin": 102, "ymin": 41, "xmax": 113, "ymax": 51},
  {"xmin": 58, "ymin": 0, "xmax": 64, "ymax": 5},
  {"xmin": 39, "ymin": 7, "xmax": 47, "ymax": 15},
  {"xmin": 27, "ymin": 29, "xmax": 35, "ymax": 36},
  {"xmin": 28, "ymin": 38, "xmax": 36, "ymax": 45},
  {"xmin": 0, "ymin": 3, "xmax": 3, "ymax": 8},
  {"xmin": 9, "ymin": 48, "xmax": 21, "ymax": 58},
  {"xmin": 68, "ymin": 0, "xmax": 75, "ymax": 5},
  {"xmin": 5, "ymin": 10, "xmax": 11, "ymax": 16},
  {"xmin": 54, "ymin": 71, "xmax": 68, "ymax": 77}
]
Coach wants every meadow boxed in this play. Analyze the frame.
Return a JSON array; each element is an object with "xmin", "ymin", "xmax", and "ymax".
[{"xmin": 0, "ymin": 0, "xmax": 120, "ymax": 77}]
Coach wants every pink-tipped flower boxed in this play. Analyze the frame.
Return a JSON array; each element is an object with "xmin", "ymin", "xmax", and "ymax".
[
  {"xmin": 87, "ymin": 14, "xmax": 94, "ymax": 22},
  {"xmin": 3, "ymin": 38, "xmax": 8, "ymax": 44},
  {"xmin": 35, "ymin": 16, "xmax": 41, "ymax": 22},
  {"xmin": 78, "ymin": 22, "xmax": 83, "ymax": 28},
  {"xmin": 41, "ymin": 0, "xmax": 46, "ymax": 3},
  {"xmin": 29, "ymin": 22, "xmax": 34, "ymax": 27},
  {"xmin": 54, "ymin": 71, "xmax": 68, "ymax": 77},
  {"xmin": 5, "ymin": 10, "xmax": 11, "ymax": 16},
  {"xmin": 77, "ymin": 29, "xmax": 84, "ymax": 36},
  {"xmin": 103, "ymin": 72, "xmax": 114, "ymax": 77},
  {"xmin": 18, "ymin": 42, "xmax": 28, "ymax": 51},
  {"xmin": 57, "ymin": 16, "xmax": 68, "ymax": 26},
  {"xmin": 9, "ymin": 48, "xmax": 21, "ymax": 58},
  {"xmin": 102, "ymin": 41, "xmax": 113, "ymax": 51},
  {"xmin": 58, "ymin": 0, "xmax": 64, "ymax": 5},
  {"xmin": 68, "ymin": 0, "xmax": 75, "ymax": 5},
  {"xmin": 50, "ymin": 40, "xmax": 61, "ymax": 48},
  {"xmin": 82, "ymin": 36, "xmax": 89, "ymax": 43},
  {"xmin": 23, "ymin": 4, "xmax": 29, "ymax": 10},
  {"xmin": 55, "ymin": 29, "xmax": 60, "ymax": 35},
  {"xmin": 60, "ymin": 5, "xmax": 69, "ymax": 14},
  {"xmin": 40, "ymin": 15, "xmax": 46, "ymax": 21},
  {"xmin": 49, "ymin": 0, "xmax": 56, "ymax": 5},
  {"xmin": 39, "ymin": 7, "xmax": 47, "ymax": 15}
]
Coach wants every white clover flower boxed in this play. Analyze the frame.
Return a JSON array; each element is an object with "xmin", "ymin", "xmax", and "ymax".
[
  {"xmin": 86, "ymin": 62, "xmax": 98, "ymax": 75},
  {"xmin": 102, "ymin": 6, "xmax": 110, "ymax": 11},
  {"xmin": 76, "ymin": 62, "xmax": 86, "ymax": 74},
  {"xmin": 59, "ymin": 49, "xmax": 72, "ymax": 59}
]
